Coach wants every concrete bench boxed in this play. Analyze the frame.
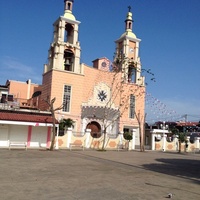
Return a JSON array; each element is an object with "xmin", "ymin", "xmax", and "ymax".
[
  {"xmin": 117, "ymin": 142, "xmax": 128, "ymax": 151},
  {"xmin": 69, "ymin": 141, "xmax": 84, "ymax": 151},
  {"xmin": 9, "ymin": 141, "xmax": 27, "ymax": 150}
]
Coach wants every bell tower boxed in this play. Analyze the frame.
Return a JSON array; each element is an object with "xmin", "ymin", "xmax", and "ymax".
[
  {"xmin": 114, "ymin": 6, "xmax": 144, "ymax": 85},
  {"xmin": 44, "ymin": 0, "xmax": 81, "ymax": 74}
]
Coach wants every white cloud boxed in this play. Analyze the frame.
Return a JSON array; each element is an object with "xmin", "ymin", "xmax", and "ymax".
[{"xmin": 0, "ymin": 56, "xmax": 41, "ymax": 84}]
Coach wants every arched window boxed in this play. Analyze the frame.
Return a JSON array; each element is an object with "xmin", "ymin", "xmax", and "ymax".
[
  {"xmin": 128, "ymin": 22, "xmax": 132, "ymax": 29},
  {"xmin": 67, "ymin": 3, "xmax": 71, "ymax": 10},
  {"xmin": 64, "ymin": 23, "xmax": 74, "ymax": 43},
  {"xmin": 86, "ymin": 121, "xmax": 102, "ymax": 138}
]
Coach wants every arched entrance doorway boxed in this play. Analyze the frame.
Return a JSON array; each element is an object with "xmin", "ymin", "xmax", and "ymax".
[{"xmin": 86, "ymin": 121, "xmax": 101, "ymax": 138}]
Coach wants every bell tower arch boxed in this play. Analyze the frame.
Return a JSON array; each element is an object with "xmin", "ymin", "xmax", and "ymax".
[{"xmin": 44, "ymin": 0, "xmax": 81, "ymax": 74}]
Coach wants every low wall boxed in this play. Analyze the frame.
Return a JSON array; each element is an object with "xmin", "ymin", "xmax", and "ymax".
[
  {"xmin": 154, "ymin": 136, "xmax": 200, "ymax": 152},
  {"xmin": 56, "ymin": 128, "xmax": 135, "ymax": 150}
]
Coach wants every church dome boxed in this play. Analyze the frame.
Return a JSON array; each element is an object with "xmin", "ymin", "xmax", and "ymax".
[
  {"xmin": 64, "ymin": 10, "xmax": 76, "ymax": 21},
  {"xmin": 120, "ymin": 31, "xmax": 136, "ymax": 39}
]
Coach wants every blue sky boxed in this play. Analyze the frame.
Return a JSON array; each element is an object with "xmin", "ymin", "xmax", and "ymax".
[{"xmin": 0, "ymin": 0, "xmax": 200, "ymax": 123}]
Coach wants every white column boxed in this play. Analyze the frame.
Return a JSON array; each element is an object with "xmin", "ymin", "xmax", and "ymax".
[
  {"xmin": 151, "ymin": 133, "xmax": 156, "ymax": 150},
  {"xmin": 131, "ymin": 129, "xmax": 136, "ymax": 150},
  {"xmin": 55, "ymin": 125, "xmax": 59, "ymax": 150},
  {"xmin": 135, "ymin": 41, "xmax": 139, "ymax": 59},
  {"xmin": 73, "ymin": 24, "xmax": 79, "ymax": 44},
  {"xmin": 162, "ymin": 134, "xmax": 167, "ymax": 152},
  {"xmin": 185, "ymin": 136, "xmax": 190, "ymax": 152},
  {"xmin": 174, "ymin": 135, "xmax": 179, "ymax": 151},
  {"xmin": 119, "ymin": 131, "xmax": 124, "ymax": 145},
  {"xmin": 160, "ymin": 121, "xmax": 168, "ymax": 152},
  {"xmin": 66, "ymin": 127, "xmax": 72, "ymax": 148},
  {"xmin": 195, "ymin": 137, "xmax": 200, "ymax": 149},
  {"xmin": 59, "ymin": 21, "xmax": 65, "ymax": 41},
  {"xmin": 85, "ymin": 129, "xmax": 91, "ymax": 148}
]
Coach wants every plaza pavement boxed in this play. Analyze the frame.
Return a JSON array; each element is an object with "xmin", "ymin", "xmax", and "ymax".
[{"xmin": 0, "ymin": 149, "xmax": 199, "ymax": 200}]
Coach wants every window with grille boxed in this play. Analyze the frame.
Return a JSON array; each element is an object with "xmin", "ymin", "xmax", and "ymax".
[
  {"xmin": 62, "ymin": 85, "xmax": 71, "ymax": 112},
  {"xmin": 129, "ymin": 94, "xmax": 135, "ymax": 118}
]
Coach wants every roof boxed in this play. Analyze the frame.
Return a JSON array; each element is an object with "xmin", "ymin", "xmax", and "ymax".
[
  {"xmin": 176, "ymin": 122, "xmax": 199, "ymax": 127},
  {"xmin": 0, "ymin": 110, "xmax": 58, "ymax": 124},
  {"xmin": 120, "ymin": 31, "xmax": 136, "ymax": 39},
  {"xmin": 0, "ymin": 85, "xmax": 7, "ymax": 88}
]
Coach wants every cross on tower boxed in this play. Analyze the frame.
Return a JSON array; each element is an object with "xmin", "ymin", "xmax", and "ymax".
[{"xmin": 128, "ymin": 6, "xmax": 131, "ymax": 12}]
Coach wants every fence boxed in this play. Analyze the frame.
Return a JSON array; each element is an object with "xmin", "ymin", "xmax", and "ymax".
[
  {"xmin": 56, "ymin": 128, "xmax": 136, "ymax": 150},
  {"xmin": 153, "ymin": 134, "xmax": 200, "ymax": 153}
]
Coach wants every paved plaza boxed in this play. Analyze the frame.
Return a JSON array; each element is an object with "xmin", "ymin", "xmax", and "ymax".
[{"xmin": 0, "ymin": 149, "xmax": 199, "ymax": 200}]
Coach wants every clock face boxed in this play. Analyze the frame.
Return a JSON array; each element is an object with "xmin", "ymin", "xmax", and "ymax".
[
  {"xmin": 101, "ymin": 62, "xmax": 107, "ymax": 67},
  {"xmin": 98, "ymin": 90, "xmax": 107, "ymax": 102}
]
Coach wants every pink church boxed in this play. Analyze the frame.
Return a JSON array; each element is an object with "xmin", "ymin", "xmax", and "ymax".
[
  {"xmin": 40, "ymin": 0, "xmax": 146, "ymax": 144},
  {"xmin": 0, "ymin": 0, "xmax": 146, "ymax": 149}
]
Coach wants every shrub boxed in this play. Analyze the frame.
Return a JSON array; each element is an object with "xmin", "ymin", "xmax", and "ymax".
[{"xmin": 123, "ymin": 132, "xmax": 132, "ymax": 141}]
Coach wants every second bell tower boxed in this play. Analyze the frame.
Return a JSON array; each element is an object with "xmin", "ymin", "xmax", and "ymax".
[
  {"xmin": 114, "ymin": 6, "xmax": 144, "ymax": 85},
  {"xmin": 44, "ymin": 0, "xmax": 81, "ymax": 74}
]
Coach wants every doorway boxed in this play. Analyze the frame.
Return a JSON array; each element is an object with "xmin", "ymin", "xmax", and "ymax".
[{"xmin": 86, "ymin": 121, "xmax": 101, "ymax": 138}]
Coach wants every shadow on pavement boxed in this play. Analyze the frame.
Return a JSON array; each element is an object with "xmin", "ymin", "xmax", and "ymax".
[{"xmin": 142, "ymin": 158, "xmax": 200, "ymax": 185}]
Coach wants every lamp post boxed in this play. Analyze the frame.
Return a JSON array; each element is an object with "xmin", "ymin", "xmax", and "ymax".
[{"xmin": 160, "ymin": 121, "xmax": 168, "ymax": 152}]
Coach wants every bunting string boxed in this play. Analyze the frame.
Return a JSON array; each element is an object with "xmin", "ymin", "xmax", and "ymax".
[{"xmin": 145, "ymin": 92, "xmax": 183, "ymax": 124}]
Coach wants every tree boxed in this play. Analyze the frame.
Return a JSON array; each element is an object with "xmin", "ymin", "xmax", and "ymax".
[
  {"xmin": 44, "ymin": 97, "xmax": 63, "ymax": 151},
  {"xmin": 171, "ymin": 128, "xmax": 187, "ymax": 153},
  {"xmin": 59, "ymin": 118, "xmax": 74, "ymax": 135},
  {"xmin": 101, "ymin": 70, "xmax": 144, "ymax": 150},
  {"xmin": 44, "ymin": 97, "xmax": 74, "ymax": 150},
  {"xmin": 112, "ymin": 56, "xmax": 152, "ymax": 152},
  {"xmin": 123, "ymin": 132, "xmax": 133, "ymax": 150},
  {"xmin": 123, "ymin": 132, "xmax": 133, "ymax": 141},
  {"xmin": 85, "ymin": 55, "xmax": 153, "ymax": 151},
  {"xmin": 135, "ymin": 111, "xmax": 146, "ymax": 152}
]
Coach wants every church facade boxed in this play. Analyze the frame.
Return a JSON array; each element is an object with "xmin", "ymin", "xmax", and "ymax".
[{"xmin": 39, "ymin": 0, "xmax": 146, "ymax": 145}]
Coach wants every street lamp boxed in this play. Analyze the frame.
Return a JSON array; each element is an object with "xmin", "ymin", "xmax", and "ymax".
[{"xmin": 160, "ymin": 121, "xmax": 168, "ymax": 152}]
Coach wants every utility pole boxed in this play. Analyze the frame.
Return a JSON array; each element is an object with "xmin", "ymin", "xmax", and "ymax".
[{"xmin": 183, "ymin": 114, "xmax": 187, "ymax": 122}]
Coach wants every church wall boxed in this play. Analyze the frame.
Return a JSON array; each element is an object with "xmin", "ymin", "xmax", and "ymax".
[
  {"xmin": 41, "ymin": 69, "xmax": 85, "ymax": 132},
  {"xmin": 39, "ymin": 71, "xmax": 53, "ymax": 110},
  {"xmin": 83, "ymin": 65, "xmax": 113, "ymax": 102},
  {"xmin": 50, "ymin": 70, "xmax": 84, "ymax": 114}
]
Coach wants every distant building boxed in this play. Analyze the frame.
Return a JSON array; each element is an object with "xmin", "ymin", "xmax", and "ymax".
[
  {"xmin": 0, "ymin": 84, "xmax": 8, "ymax": 103},
  {"xmin": 0, "ymin": 79, "xmax": 41, "ymax": 109}
]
